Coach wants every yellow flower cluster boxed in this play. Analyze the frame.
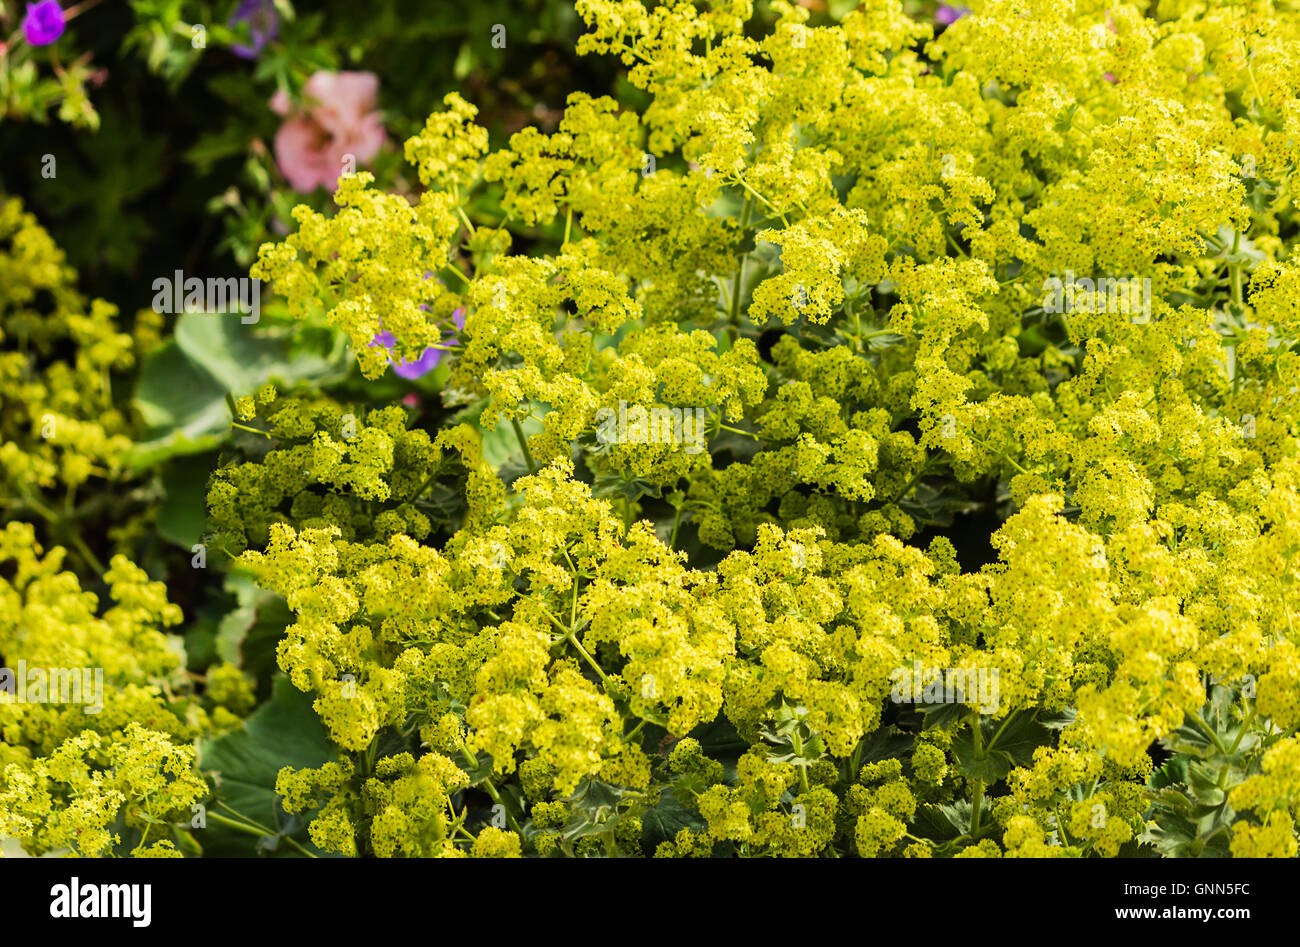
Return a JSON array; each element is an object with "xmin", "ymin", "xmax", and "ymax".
[
  {"xmin": 0, "ymin": 198, "xmax": 152, "ymax": 575},
  {"xmin": 11, "ymin": 0, "xmax": 1300, "ymax": 857},
  {"xmin": 0, "ymin": 523, "xmax": 214, "ymax": 856},
  {"xmin": 211, "ymin": 0, "xmax": 1300, "ymax": 856}
]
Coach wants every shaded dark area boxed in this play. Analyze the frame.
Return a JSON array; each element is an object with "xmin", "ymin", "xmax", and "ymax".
[{"xmin": 910, "ymin": 491, "xmax": 1003, "ymax": 572}]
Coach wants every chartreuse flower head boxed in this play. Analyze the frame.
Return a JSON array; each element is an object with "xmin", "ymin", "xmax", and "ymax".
[{"xmin": 7, "ymin": 0, "xmax": 1293, "ymax": 858}]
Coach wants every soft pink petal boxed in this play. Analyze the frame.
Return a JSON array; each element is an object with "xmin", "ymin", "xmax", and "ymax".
[
  {"xmin": 274, "ymin": 115, "xmax": 337, "ymax": 191},
  {"xmin": 269, "ymin": 87, "xmax": 292, "ymax": 117},
  {"xmin": 272, "ymin": 71, "xmax": 385, "ymax": 192},
  {"xmin": 326, "ymin": 114, "xmax": 387, "ymax": 171},
  {"xmin": 304, "ymin": 70, "xmax": 379, "ymax": 137}
]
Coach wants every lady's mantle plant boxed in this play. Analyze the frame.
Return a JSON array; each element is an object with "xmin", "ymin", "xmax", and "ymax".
[
  {"xmin": 233, "ymin": 0, "xmax": 1300, "ymax": 858},
  {"xmin": 7, "ymin": 0, "xmax": 1300, "ymax": 858}
]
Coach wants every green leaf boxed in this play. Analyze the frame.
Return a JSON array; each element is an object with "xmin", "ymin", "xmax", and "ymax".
[
  {"xmin": 950, "ymin": 719, "xmax": 1018, "ymax": 783},
  {"xmin": 864, "ymin": 331, "xmax": 905, "ymax": 351},
  {"xmin": 855, "ymin": 726, "xmax": 916, "ymax": 766},
  {"xmin": 131, "ymin": 314, "xmax": 350, "ymax": 468},
  {"xmin": 560, "ymin": 779, "xmax": 641, "ymax": 846},
  {"xmin": 130, "ymin": 341, "xmax": 231, "ymax": 468},
  {"xmin": 1037, "ymin": 706, "xmax": 1077, "ymax": 730},
  {"xmin": 199, "ymin": 676, "xmax": 337, "ymax": 857},
  {"xmin": 1053, "ymin": 103, "xmax": 1080, "ymax": 134},
  {"xmin": 460, "ymin": 750, "xmax": 499, "ymax": 788},
  {"xmin": 174, "ymin": 312, "xmax": 347, "ymax": 395},
  {"xmin": 1141, "ymin": 808, "xmax": 1231, "ymax": 858},
  {"xmin": 916, "ymin": 701, "xmax": 968, "ymax": 730},
  {"xmin": 1209, "ymin": 225, "xmax": 1266, "ymax": 267},
  {"xmin": 183, "ymin": 609, "xmax": 221, "ymax": 672},
  {"xmin": 156, "ymin": 452, "xmax": 215, "ymax": 549},
  {"xmin": 951, "ymin": 745, "xmax": 1014, "ymax": 783},
  {"xmin": 459, "ymin": 399, "xmax": 545, "ymax": 474},
  {"xmin": 1149, "ymin": 756, "xmax": 1190, "ymax": 790},
  {"xmin": 914, "ymin": 801, "xmax": 972, "ymax": 841},
  {"xmin": 1140, "ymin": 812, "xmax": 1200, "ymax": 858},
  {"xmin": 691, "ymin": 715, "xmax": 748, "ymax": 758},
  {"xmin": 987, "ymin": 713, "xmax": 1053, "ymax": 766},
  {"xmin": 1149, "ymin": 786, "xmax": 1195, "ymax": 818},
  {"xmin": 592, "ymin": 472, "xmax": 663, "ymax": 503},
  {"xmin": 183, "ymin": 125, "xmax": 252, "ymax": 171},
  {"xmin": 641, "ymin": 790, "xmax": 705, "ymax": 847},
  {"xmin": 213, "ymin": 573, "xmax": 293, "ymax": 685},
  {"xmin": 453, "ymin": 43, "xmax": 475, "ymax": 80},
  {"xmin": 759, "ymin": 703, "xmax": 827, "ymax": 766},
  {"xmin": 1186, "ymin": 761, "xmax": 1227, "ymax": 804}
]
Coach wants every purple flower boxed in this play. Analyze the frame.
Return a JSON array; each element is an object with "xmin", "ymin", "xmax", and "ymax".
[
  {"xmin": 935, "ymin": 4, "xmax": 970, "ymax": 27},
  {"xmin": 228, "ymin": 0, "xmax": 279, "ymax": 60},
  {"xmin": 371, "ymin": 308, "xmax": 466, "ymax": 380},
  {"xmin": 22, "ymin": 1, "xmax": 65, "ymax": 46},
  {"xmin": 388, "ymin": 340, "xmax": 444, "ymax": 380}
]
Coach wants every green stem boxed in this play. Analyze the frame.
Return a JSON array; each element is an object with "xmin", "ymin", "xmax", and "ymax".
[
  {"xmin": 132, "ymin": 822, "xmax": 152, "ymax": 855},
  {"xmin": 66, "ymin": 530, "xmax": 106, "ymax": 575},
  {"xmin": 945, "ymin": 227, "xmax": 969, "ymax": 258},
  {"xmin": 62, "ymin": 0, "xmax": 105, "ymax": 23},
  {"xmin": 408, "ymin": 468, "xmax": 440, "ymax": 503},
  {"xmin": 728, "ymin": 174, "xmax": 789, "ymax": 226},
  {"xmin": 205, "ymin": 811, "xmax": 318, "ymax": 857},
  {"xmin": 565, "ymin": 627, "xmax": 609, "ymax": 687},
  {"xmin": 18, "ymin": 489, "xmax": 60, "ymax": 523},
  {"xmin": 728, "ymin": 256, "xmax": 746, "ymax": 334},
  {"xmin": 461, "ymin": 748, "xmax": 523, "ymax": 834},
  {"xmin": 1190, "ymin": 710, "xmax": 1229, "ymax": 754},
  {"xmin": 231, "ymin": 421, "xmax": 272, "ymax": 439},
  {"xmin": 18, "ymin": 489, "xmax": 107, "ymax": 575},
  {"xmin": 985, "ymin": 710, "xmax": 1018, "ymax": 753},
  {"xmin": 537, "ymin": 603, "xmax": 610, "ymax": 687},
  {"xmin": 1228, "ymin": 705, "xmax": 1255, "ymax": 754},
  {"xmin": 848, "ymin": 740, "xmax": 864, "ymax": 782},
  {"xmin": 889, "ymin": 462, "xmax": 931, "ymax": 504},
  {"xmin": 1054, "ymin": 807, "xmax": 1072, "ymax": 847},
  {"xmin": 603, "ymin": 831, "xmax": 620, "ymax": 858},
  {"xmin": 995, "ymin": 450, "xmax": 1030, "ymax": 476},
  {"xmin": 668, "ymin": 502, "xmax": 683, "ymax": 550},
  {"xmin": 727, "ymin": 194, "xmax": 754, "ymax": 335},
  {"xmin": 215, "ymin": 801, "xmax": 274, "ymax": 834},
  {"xmin": 715, "ymin": 422, "xmax": 758, "ymax": 438},
  {"xmin": 511, "ymin": 417, "xmax": 537, "ymax": 473},
  {"xmin": 968, "ymin": 714, "xmax": 986, "ymax": 838},
  {"xmin": 1264, "ymin": 719, "xmax": 1299, "ymax": 748}
]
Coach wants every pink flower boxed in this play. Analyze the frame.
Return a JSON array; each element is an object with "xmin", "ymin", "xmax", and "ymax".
[{"xmin": 270, "ymin": 71, "xmax": 385, "ymax": 193}]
